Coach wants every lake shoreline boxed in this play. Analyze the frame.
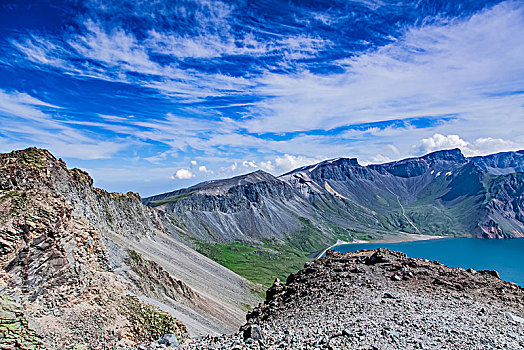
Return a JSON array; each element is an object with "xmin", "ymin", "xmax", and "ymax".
[{"xmin": 315, "ymin": 233, "xmax": 447, "ymax": 259}]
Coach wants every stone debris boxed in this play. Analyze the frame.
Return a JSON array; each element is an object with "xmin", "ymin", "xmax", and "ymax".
[{"xmin": 181, "ymin": 249, "xmax": 524, "ymax": 349}]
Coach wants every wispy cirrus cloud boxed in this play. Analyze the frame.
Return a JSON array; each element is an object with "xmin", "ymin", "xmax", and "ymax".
[
  {"xmin": 244, "ymin": 2, "xmax": 524, "ymax": 134},
  {"xmin": 0, "ymin": 90, "xmax": 128, "ymax": 159},
  {"xmin": 1, "ymin": 0, "xmax": 523, "ymax": 195}
]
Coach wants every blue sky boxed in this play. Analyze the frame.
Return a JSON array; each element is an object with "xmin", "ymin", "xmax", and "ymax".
[{"xmin": 1, "ymin": 0, "xmax": 523, "ymax": 196}]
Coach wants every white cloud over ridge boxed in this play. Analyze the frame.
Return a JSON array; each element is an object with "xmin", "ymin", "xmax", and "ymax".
[
  {"xmin": 173, "ymin": 168, "xmax": 195, "ymax": 179},
  {"xmin": 418, "ymin": 134, "xmax": 522, "ymax": 157},
  {"xmin": 259, "ymin": 154, "xmax": 321, "ymax": 173}
]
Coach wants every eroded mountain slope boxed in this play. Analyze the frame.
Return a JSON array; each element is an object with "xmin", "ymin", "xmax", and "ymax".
[{"xmin": 0, "ymin": 148, "xmax": 263, "ymax": 347}]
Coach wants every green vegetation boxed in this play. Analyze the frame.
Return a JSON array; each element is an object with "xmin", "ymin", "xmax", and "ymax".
[
  {"xmin": 291, "ymin": 217, "xmax": 331, "ymax": 251},
  {"xmin": 0, "ymin": 190, "xmax": 18, "ymax": 201},
  {"xmin": 0, "ymin": 295, "xmax": 43, "ymax": 349},
  {"xmin": 123, "ymin": 295, "xmax": 188, "ymax": 344},
  {"xmin": 128, "ymin": 249, "xmax": 140, "ymax": 261},
  {"xmin": 352, "ymin": 231, "xmax": 381, "ymax": 241},
  {"xmin": 326, "ymin": 222, "xmax": 352, "ymax": 241},
  {"xmin": 1, "ymin": 190, "xmax": 29, "ymax": 219},
  {"xmin": 195, "ymin": 240, "xmax": 312, "ymax": 286},
  {"xmin": 19, "ymin": 147, "xmax": 47, "ymax": 170},
  {"xmin": 194, "ymin": 217, "xmax": 334, "ymax": 287},
  {"xmin": 150, "ymin": 192, "xmax": 195, "ymax": 207},
  {"xmin": 69, "ymin": 168, "xmax": 91, "ymax": 183}
]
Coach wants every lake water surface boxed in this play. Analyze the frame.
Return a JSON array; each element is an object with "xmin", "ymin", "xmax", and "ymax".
[{"xmin": 329, "ymin": 238, "xmax": 524, "ymax": 286}]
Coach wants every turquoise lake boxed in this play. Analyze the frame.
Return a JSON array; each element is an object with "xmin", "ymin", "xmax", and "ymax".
[{"xmin": 329, "ymin": 238, "xmax": 524, "ymax": 286}]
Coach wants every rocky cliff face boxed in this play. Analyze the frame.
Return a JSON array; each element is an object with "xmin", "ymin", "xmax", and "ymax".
[
  {"xmin": 471, "ymin": 150, "xmax": 524, "ymax": 175},
  {"xmin": 0, "ymin": 152, "xmax": 188, "ymax": 348},
  {"xmin": 481, "ymin": 172, "xmax": 524, "ymax": 238},
  {"xmin": 145, "ymin": 170, "xmax": 320, "ymax": 244},
  {"xmin": 182, "ymin": 249, "xmax": 524, "ymax": 349},
  {"xmin": 0, "ymin": 148, "xmax": 263, "ymax": 348},
  {"xmin": 369, "ymin": 148, "xmax": 467, "ymax": 177}
]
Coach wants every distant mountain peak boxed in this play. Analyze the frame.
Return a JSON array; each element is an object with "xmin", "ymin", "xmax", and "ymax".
[
  {"xmin": 421, "ymin": 148, "xmax": 466, "ymax": 162},
  {"xmin": 326, "ymin": 157, "xmax": 359, "ymax": 166},
  {"xmin": 280, "ymin": 157, "xmax": 360, "ymax": 177}
]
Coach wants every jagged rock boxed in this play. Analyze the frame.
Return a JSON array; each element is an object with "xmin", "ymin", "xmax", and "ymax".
[
  {"xmin": 243, "ymin": 324, "xmax": 264, "ymax": 341},
  {"xmin": 382, "ymin": 292, "xmax": 396, "ymax": 299},
  {"xmin": 156, "ymin": 334, "xmax": 180, "ymax": 348},
  {"xmin": 365, "ymin": 250, "xmax": 390, "ymax": 265},
  {"xmin": 265, "ymin": 278, "xmax": 286, "ymax": 302},
  {"xmin": 479, "ymin": 270, "xmax": 500, "ymax": 279}
]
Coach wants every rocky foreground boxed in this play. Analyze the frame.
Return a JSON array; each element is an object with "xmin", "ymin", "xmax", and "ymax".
[{"xmin": 181, "ymin": 249, "xmax": 524, "ymax": 350}]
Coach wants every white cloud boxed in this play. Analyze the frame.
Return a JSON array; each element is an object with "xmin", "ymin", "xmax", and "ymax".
[
  {"xmin": 244, "ymin": 2, "xmax": 524, "ymax": 134},
  {"xmin": 416, "ymin": 133, "xmax": 523, "ymax": 157},
  {"xmin": 0, "ymin": 89, "xmax": 127, "ymax": 160},
  {"xmin": 191, "ymin": 160, "xmax": 198, "ymax": 165},
  {"xmin": 258, "ymin": 160, "xmax": 275, "ymax": 172},
  {"xmin": 419, "ymin": 134, "xmax": 469, "ymax": 153},
  {"xmin": 274, "ymin": 154, "xmax": 319, "ymax": 172},
  {"xmin": 198, "ymin": 165, "xmax": 213, "ymax": 174},
  {"xmin": 258, "ymin": 154, "xmax": 320, "ymax": 174},
  {"xmin": 242, "ymin": 160, "xmax": 258, "ymax": 168},
  {"xmin": 173, "ymin": 168, "xmax": 194, "ymax": 179},
  {"xmin": 370, "ymin": 154, "xmax": 392, "ymax": 164}
]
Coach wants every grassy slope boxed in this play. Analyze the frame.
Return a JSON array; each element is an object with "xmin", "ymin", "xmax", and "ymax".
[{"xmin": 194, "ymin": 217, "xmax": 337, "ymax": 287}]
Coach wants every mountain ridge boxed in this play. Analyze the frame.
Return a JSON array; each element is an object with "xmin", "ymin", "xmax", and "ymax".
[{"xmin": 145, "ymin": 148, "xmax": 524, "ymax": 249}]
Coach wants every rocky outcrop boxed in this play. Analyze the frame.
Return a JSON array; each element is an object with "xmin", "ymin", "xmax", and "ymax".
[
  {"xmin": 0, "ymin": 295, "xmax": 43, "ymax": 350},
  {"xmin": 370, "ymin": 148, "xmax": 467, "ymax": 177},
  {"xmin": 471, "ymin": 150, "xmax": 524, "ymax": 175},
  {"xmin": 0, "ymin": 148, "xmax": 263, "ymax": 346},
  {"xmin": 182, "ymin": 249, "xmax": 524, "ymax": 349},
  {"xmin": 0, "ymin": 178, "xmax": 188, "ymax": 348}
]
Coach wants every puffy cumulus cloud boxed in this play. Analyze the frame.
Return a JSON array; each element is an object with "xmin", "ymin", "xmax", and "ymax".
[
  {"xmin": 191, "ymin": 160, "xmax": 198, "ymax": 165},
  {"xmin": 417, "ymin": 134, "xmax": 523, "ymax": 157},
  {"xmin": 258, "ymin": 160, "xmax": 275, "ymax": 172},
  {"xmin": 172, "ymin": 168, "xmax": 194, "ymax": 179},
  {"xmin": 259, "ymin": 154, "xmax": 320, "ymax": 174},
  {"xmin": 419, "ymin": 134, "xmax": 469, "ymax": 154},
  {"xmin": 198, "ymin": 165, "xmax": 213, "ymax": 174},
  {"xmin": 242, "ymin": 160, "xmax": 258, "ymax": 168}
]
